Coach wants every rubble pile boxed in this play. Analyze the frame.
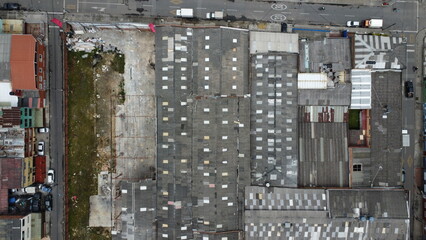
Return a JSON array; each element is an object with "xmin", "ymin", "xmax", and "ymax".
[{"xmin": 66, "ymin": 37, "xmax": 120, "ymax": 53}]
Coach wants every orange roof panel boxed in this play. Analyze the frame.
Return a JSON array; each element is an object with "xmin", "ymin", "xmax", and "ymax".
[{"xmin": 10, "ymin": 35, "xmax": 36, "ymax": 90}]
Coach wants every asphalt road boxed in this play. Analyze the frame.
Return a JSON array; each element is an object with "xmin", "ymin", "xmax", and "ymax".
[
  {"xmin": 0, "ymin": 0, "xmax": 418, "ymax": 33},
  {"xmin": 48, "ymin": 23, "xmax": 65, "ymax": 240}
]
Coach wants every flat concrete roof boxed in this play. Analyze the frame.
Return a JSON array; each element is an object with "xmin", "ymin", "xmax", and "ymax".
[
  {"xmin": 113, "ymin": 180, "xmax": 156, "ymax": 240},
  {"xmin": 354, "ymin": 34, "xmax": 404, "ymax": 69},
  {"xmin": 299, "ymin": 38, "xmax": 351, "ymax": 73},
  {"xmin": 250, "ymin": 31, "xmax": 299, "ymax": 54},
  {"xmin": 370, "ymin": 70, "xmax": 403, "ymax": 187}
]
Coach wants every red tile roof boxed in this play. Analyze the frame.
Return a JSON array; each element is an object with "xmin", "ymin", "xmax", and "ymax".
[
  {"xmin": 10, "ymin": 35, "xmax": 36, "ymax": 90},
  {"xmin": 34, "ymin": 156, "xmax": 46, "ymax": 184}
]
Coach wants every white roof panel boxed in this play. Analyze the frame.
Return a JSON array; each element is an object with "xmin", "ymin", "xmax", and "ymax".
[
  {"xmin": 250, "ymin": 32, "xmax": 299, "ymax": 54},
  {"xmin": 350, "ymin": 69, "xmax": 372, "ymax": 109},
  {"xmin": 297, "ymin": 73, "xmax": 328, "ymax": 89}
]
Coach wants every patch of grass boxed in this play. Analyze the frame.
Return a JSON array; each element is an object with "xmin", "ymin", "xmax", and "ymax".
[
  {"xmin": 349, "ymin": 109, "xmax": 361, "ymax": 130},
  {"xmin": 111, "ymin": 53, "xmax": 125, "ymax": 74},
  {"xmin": 67, "ymin": 51, "xmax": 111, "ymax": 240}
]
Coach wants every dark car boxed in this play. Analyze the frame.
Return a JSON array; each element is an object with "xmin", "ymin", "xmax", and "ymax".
[
  {"xmin": 31, "ymin": 199, "xmax": 40, "ymax": 212},
  {"xmin": 44, "ymin": 194, "xmax": 52, "ymax": 211},
  {"xmin": 2, "ymin": 3, "xmax": 21, "ymax": 10},
  {"xmin": 405, "ymin": 81, "xmax": 414, "ymax": 98},
  {"xmin": 31, "ymin": 192, "xmax": 42, "ymax": 212}
]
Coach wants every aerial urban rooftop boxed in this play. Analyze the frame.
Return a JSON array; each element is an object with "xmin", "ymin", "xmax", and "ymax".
[{"xmin": 0, "ymin": 0, "xmax": 424, "ymax": 239}]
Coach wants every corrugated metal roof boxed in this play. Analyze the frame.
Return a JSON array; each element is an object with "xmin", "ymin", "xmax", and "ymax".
[
  {"xmin": 298, "ymin": 123, "xmax": 349, "ymax": 187},
  {"xmin": 245, "ymin": 187, "xmax": 327, "ymax": 210},
  {"xmin": 0, "ymin": 34, "xmax": 11, "ymax": 82},
  {"xmin": 299, "ymin": 106, "xmax": 348, "ymax": 122},
  {"xmin": 298, "ymin": 83, "xmax": 352, "ymax": 106},
  {"xmin": 328, "ymin": 189, "xmax": 408, "ymax": 218},
  {"xmin": 351, "ymin": 69, "xmax": 372, "ymax": 109},
  {"xmin": 297, "ymin": 73, "xmax": 328, "ymax": 89},
  {"xmin": 244, "ymin": 188, "xmax": 409, "ymax": 240}
]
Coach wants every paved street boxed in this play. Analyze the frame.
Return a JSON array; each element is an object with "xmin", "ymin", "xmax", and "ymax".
[{"xmin": 47, "ymin": 23, "xmax": 65, "ymax": 240}]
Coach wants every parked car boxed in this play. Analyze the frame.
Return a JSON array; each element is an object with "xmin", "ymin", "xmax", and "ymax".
[
  {"xmin": 2, "ymin": 3, "xmax": 21, "ymax": 10},
  {"xmin": 405, "ymin": 81, "xmax": 414, "ymax": 98},
  {"xmin": 30, "ymin": 193, "xmax": 42, "ymax": 212},
  {"xmin": 347, "ymin": 21, "xmax": 360, "ymax": 27},
  {"xmin": 401, "ymin": 168, "xmax": 406, "ymax": 183},
  {"xmin": 31, "ymin": 199, "xmax": 40, "ymax": 212},
  {"xmin": 24, "ymin": 187, "xmax": 37, "ymax": 194},
  {"xmin": 47, "ymin": 169, "xmax": 55, "ymax": 184},
  {"xmin": 37, "ymin": 141, "xmax": 45, "ymax": 156},
  {"xmin": 33, "ymin": 192, "xmax": 42, "ymax": 200},
  {"xmin": 37, "ymin": 127, "xmax": 49, "ymax": 133},
  {"xmin": 38, "ymin": 185, "xmax": 52, "ymax": 193},
  {"xmin": 44, "ymin": 194, "xmax": 52, "ymax": 211}
]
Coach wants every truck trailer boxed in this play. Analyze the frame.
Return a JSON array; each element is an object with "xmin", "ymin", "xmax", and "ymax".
[
  {"xmin": 176, "ymin": 8, "xmax": 194, "ymax": 18},
  {"xmin": 363, "ymin": 19, "xmax": 383, "ymax": 28},
  {"xmin": 402, "ymin": 129, "xmax": 410, "ymax": 147},
  {"xmin": 206, "ymin": 11, "xmax": 224, "ymax": 20}
]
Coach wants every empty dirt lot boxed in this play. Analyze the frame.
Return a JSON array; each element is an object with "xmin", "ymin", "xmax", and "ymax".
[{"xmin": 67, "ymin": 28, "xmax": 156, "ymax": 239}]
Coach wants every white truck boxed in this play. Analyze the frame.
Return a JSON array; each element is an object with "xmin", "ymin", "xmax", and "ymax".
[
  {"xmin": 402, "ymin": 129, "xmax": 410, "ymax": 147},
  {"xmin": 363, "ymin": 19, "xmax": 383, "ymax": 28},
  {"xmin": 24, "ymin": 187, "xmax": 37, "ymax": 194},
  {"xmin": 176, "ymin": 8, "xmax": 194, "ymax": 18},
  {"xmin": 206, "ymin": 11, "xmax": 224, "ymax": 20}
]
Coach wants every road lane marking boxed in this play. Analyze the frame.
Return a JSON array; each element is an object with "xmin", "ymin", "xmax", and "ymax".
[
  {"xmin": 300, "ymin": 13, "xmax": 309, "ymax": 15},
  {"xmin": 47, "ymin": 11, "xmax": 64, "ymax": 14},
  {"xmin": 407, "ymin": 49, "xmax": 415, "ymax": 52},
  {"xmin": 319, "ymin": 13, "xmax": 329, "ymax": 16},
  {"xmin": 227, "ymin": 9, "xmax": 237, "ymax": 11},
  {"xmin": 197, "ymin": 7, "xmax": 206, "ymax": 9},
  {"xmin": 345, "ymin": 15, "xmax": 355, "ymax": 17},
  {"xmin": 281, "ymin": 12, "xmax": 292, "ymax": 14},
  {"xmin": 79, "ymin": 1, "xmax": 124, "ymax": 5},
  {"xmin": 253, "ymin": 10, "xmax": 264, "ymax": 13},
  {"xmin": 169, "ymin": 6, "xmax": 180, "ymax": 8}
]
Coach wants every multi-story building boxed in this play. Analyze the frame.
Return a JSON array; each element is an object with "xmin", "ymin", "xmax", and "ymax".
[{"xmin": 0, "ymin": 214, "xmax": 33, "ymax": 240}]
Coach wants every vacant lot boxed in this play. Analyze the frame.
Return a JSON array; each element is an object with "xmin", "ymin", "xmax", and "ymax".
[{"xmin": 67, "ymin": 50, "xmax": 124, "ymax": 240}]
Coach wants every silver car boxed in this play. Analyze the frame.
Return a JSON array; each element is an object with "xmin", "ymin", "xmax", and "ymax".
[
  {"xmin": 37, "ymin": 141, "xmax": 45, "ymax": 156},
  {"xmin": 47, "ymin": 169, "xmax": 55, "ymax": 184}
]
